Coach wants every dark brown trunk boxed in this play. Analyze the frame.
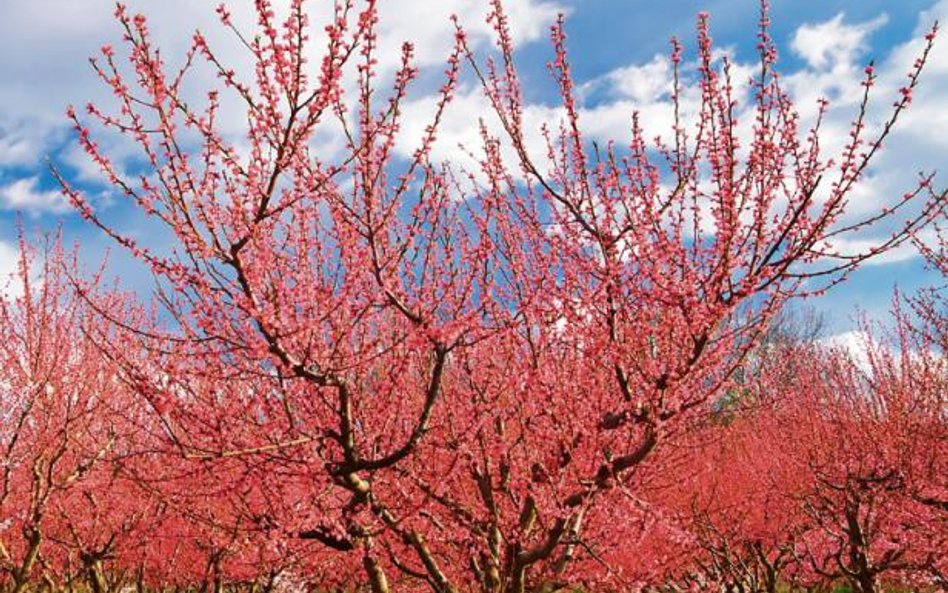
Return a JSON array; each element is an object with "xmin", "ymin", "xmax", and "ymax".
[{"xmin": 363, "ymin": 554, "xmax": 390, "ymax": 593}]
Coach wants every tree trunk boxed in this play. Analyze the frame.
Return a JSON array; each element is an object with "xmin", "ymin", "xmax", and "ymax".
[
  {"xmin": 85, "ymin": 558, "xmax": 109, "ymax": 593},
  {"xmin": 12, "ymin": 528, "xmax": 42, "ymax": 593},
  {"xmin": 363, "ymin": 554, "xmax": 390, "ymax": 593}
]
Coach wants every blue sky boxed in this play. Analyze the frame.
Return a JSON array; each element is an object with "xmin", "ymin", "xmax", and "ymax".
[{"xmin": 0, "ymin": 0, "xmax": 945, "ymax": 337}]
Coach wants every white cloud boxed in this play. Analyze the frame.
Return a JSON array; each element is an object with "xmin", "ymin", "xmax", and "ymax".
[
  {"xmin": 0, "ymin": 127, "xmax": 40, "ymax": 167},
  {"xmin": 583, "ymin": 55, "xmax": 673, "ymax": 104},
  {"xmin": 0, "ymin": 241, "xmax": 17, "ymax": 275},
  {"xmin": 813, "ymin": 235, "xmax": 926, "ymax": 267},
  {"xmin": 378, "ymin": 0, "xmax": 563, "ymax": 69},
  {"xmin": 0, "ymin": 176, "xmax": 69, "ymax": 214},
  {"xmin": 395, "ymin": 85, "xmax": 566, "ymax": 185},
  {"xmin": 0, "ymin": 1, "xmax": 119, "ymax": 160},
  {"xmin": 819, "ymin": 323, "xmax": 945, "ymax": 374},
  {"xmin": 818, "ymin": 329, "xmax": 872, "ymax": 370},
  {"xmin": 0, "ymin": 240, "xmax": 23, "ymax": 299},
  {"xmin": 791, "ymin": 13, "xmax": 888, "ymax": 71}
]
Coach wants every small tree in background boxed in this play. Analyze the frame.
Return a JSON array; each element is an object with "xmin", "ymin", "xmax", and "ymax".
[{"xmin": 0, "ymin": 236, "xmax": 140, "ymax": 593}]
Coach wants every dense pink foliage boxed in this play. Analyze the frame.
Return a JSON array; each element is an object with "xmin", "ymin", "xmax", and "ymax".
[
  {"xmin": 0, "ymin": 2, "xmax": 944, "ymax": 593},
  {"xmin": 648, "ymin": 320, "xmax": 946, "ymax": 593}
]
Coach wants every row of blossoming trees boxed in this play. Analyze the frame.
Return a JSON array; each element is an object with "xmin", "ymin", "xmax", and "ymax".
[{"xmin": 1, "ymin": 1, "xmax": 945, "ymax": 593}]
